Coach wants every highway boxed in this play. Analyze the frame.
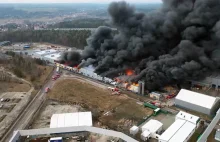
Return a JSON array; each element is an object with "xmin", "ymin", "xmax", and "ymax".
[{"xmin": 0, "ymin": 70, "xmax": 55, "ymax": 142}]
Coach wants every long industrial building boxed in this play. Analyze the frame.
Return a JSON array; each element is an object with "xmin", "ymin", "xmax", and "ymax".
[
  {"xmin": 50, "ymin": 112, "xmax": 93, "ymax": 128},
  {"xmin": 174, "ymin": 89, "xmax": 219, "ymax": 115},
  {"xmin": 159, "ymin": 111, "xmax": 200, "ymax": 142}
]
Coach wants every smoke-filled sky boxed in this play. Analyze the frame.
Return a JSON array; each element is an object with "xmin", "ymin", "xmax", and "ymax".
[
  {"xmin": 62, "ymin": 0, "xmax": 220, "ymax": 91},
  {"xmin": 1, "ymin": 0, "xmax": 162, "ymax": 3}
]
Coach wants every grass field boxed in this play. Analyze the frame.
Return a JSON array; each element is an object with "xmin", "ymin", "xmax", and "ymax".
[
  {"xmin": 48, "ymin": 79, "xmax": 153, "ymax": 131},
  {"xmin": 0, "ymin": 82, "xmax": 30, "ymax": 93}
]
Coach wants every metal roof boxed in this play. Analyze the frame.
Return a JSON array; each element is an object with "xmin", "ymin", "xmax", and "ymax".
[
  {"xmin": 176, "ymin": 111, "xmax": 200, "ymax": 125},
  {"xmin": 159, "ymin": 119, "xmax": 186, "ymax": 141},
  {"xmin": 44, "ymin": 53, "xmax": 61, "ymax": 60},
  {"xmin": 169, "ymin": 121, "xmax": 196, "ymax": 142},
  {"xmin": 160, "ymin": 118, "xmax": 197, "ymax": 142},
  {"xmin": 175, "ymin": 89, "xmax": 217, "ymax": 109},
  {"xmin": 35, "ymin": 49, "xmax": 58, "ymax": 55},
  {"xmin": 141, "ymin": 119, "xmax": 163, "ymax": 133},
  {"xmin": 141, "ymin": 130, "xmax": 151, "ymax": 137},
  {"xmin": 50, "ymin": 112, "xmax": 92, "ymax": 128},
  {"xmin": 10, "ymin": 126, "xmax": 138, "ymax": 142}
]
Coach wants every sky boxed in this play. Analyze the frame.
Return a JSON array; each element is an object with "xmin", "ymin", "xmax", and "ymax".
[{"xmin": 0, "ymin": 0, "xmax": 162, "ymax": 4}]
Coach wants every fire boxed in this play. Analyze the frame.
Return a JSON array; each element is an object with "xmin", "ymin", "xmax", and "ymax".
[{"xmin": 126, "ymin": 69, "xmax": 134, "ymax": 76}]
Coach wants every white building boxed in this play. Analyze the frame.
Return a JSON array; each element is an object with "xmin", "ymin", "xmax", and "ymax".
[
  {"xmin": 159, "ymin": 111, "xmax": 199, "ymax": 142},
  {"xmin": 141, "ymin": 119, "xmax": 163, "ymax": 140},
  {"xmin": 129, "ymin": 126, "xmax": 139, "ymax": 135},
  {"xmin": 44, "ymin": 53, "xmax": 61, "ymax": 63},
  {"xmin": 141, "ymin": 130, "xmax": 151, "ymax": 141},
  {"xmin": 33, "ymin": 49, "xmax": 59, "ymax": 60},
  {"xmin": 176, "ymin": 111, "xmax": 200, "ymax": 126},
  {"xmin": 175, "ymin": 89, "xmax": 219, "ymax": 115},
  {"xmin": 50, "ymin": 112, "xmax": 92, "ymax": 128},
  {"xmin": 149, "ymin": 92, "xmax": 162, "ymax": 100},
  {"xmin": 215, "ymin": 129, "xmax": 220, "ymax": 141}
]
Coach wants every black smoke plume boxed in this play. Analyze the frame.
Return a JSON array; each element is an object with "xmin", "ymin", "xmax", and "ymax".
[
  {"xmin": 60, "ymin": 51, "xmax": 81, "ymax": 66},
  {"xmin": 81, "ymin": 0, "xmax": 220, "ymax": 90}
]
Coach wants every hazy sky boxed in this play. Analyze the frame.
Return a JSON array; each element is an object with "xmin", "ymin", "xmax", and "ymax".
[{"xmin": 1, "ymin": 0, "xmax": 162, "ymax": 3}]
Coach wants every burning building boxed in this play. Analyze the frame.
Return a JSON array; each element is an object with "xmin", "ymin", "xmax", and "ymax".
[{"xmin": 61, "ymin": 0, "xmax": 220, "ymax": 91}]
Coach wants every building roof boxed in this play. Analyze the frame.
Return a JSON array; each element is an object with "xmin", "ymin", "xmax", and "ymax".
[
  {"xmin": 130, "ymin": 126, "xmax": 139, "ymax": 131},
  {"xmin": 50, "ymin": 112, "xmax": 92, "ymax": 128},
  {"xmin": 11, "ymin": 126, "xmax": 138, "ymax": 142},
  {"xmin": 176, "ymin": 111, "xmax": 200, "ymax": 124},
  {"xmin": 50, "ymin": 137, "xmax": 62, "ymax": 140},
  {"xmin": 44, "ymin": 53, "xmax": 61, "ymax": 60},
  {"xmin": 175, "ymin": 89, "xmax": 217, "ymax": 109},
  {"xmin": 169, "ymin": 121, "xmax": 196, "ymax": 142},
  {"xmin": 159, "ymin": 119, "xmax": 186, "ymax": 141},
  {"xmin": 35, "ymin": 49, "xmax": 58, "ymax": 55},
  {"xmin": 150, "ymin": 92, "xmax": 161, "ymax": 96},
  {"xmin": 141, "ymin": 130, "xmax": 151, "ymax": 137},
  {"xmin": 215, "ymin": 129, "xmax": 220, "ymax": 141},
  {"xmin": 142, "ymin": 119, "xmax": 163, "ymax": 133}
]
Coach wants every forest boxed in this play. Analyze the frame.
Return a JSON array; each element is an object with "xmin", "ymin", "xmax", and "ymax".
[{"xmin": 0, "ymin": 30, "xmax": 91, "ymax": 48}]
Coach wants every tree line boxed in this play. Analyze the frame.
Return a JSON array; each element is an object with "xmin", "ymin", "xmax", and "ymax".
[
  {"xmin": 0, "ymin": 30, "xmax": 91, "ymax": 49},
  {"xmin": 49, "ymin": 18, "xmax": 106, "ymax": 28}
]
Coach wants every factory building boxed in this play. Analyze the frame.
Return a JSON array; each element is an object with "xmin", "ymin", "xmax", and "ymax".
[
  {"xmin": 50, "ymin": 112, "xmax": 92, "ymax": 128},
  {"xmin": 190, "ymin": 73, "xmax": 220, "ymax": 89},
  {"xmin": 33, "ymin": 49, "xmax": 59, "ymax": 60},
  {"xmin": 159, "ymin": 111, "xmax": 199, "ymax": 142},
  {"xmin": 44, "ymin": 53, "xmax": 61, "ymax": 63},
  {"xmin": 174, "ymin": 89, "xmax": 219, "ymax": 115}
]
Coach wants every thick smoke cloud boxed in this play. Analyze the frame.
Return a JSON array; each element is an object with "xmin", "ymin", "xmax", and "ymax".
[
  {"xmin": 60, "ymin": 51, "xmax": 81, "ymax": 66},
  {"xmin": 81, "ymin": 0, "xmax": 220, "ymax": 90}
]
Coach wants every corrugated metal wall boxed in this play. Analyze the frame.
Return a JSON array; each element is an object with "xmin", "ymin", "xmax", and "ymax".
[{"xmin": 175, "ymin": 99, "xmax": 211, "ymax": 115}]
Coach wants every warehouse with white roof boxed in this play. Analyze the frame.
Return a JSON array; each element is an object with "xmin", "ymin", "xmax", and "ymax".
[
  {"xmin": 159, "ymin": 111, "xmax": 199, "ymax": 142},
  {"xmin": 33, "ymin": 49, "xmax": 59, "ymax": 60},
  {"xmin": 174, "ymin": 89, "xmax": 219, "ymax": 115},
  {"xmin": 44, "ymin": 53, "xmax": 61, "ymax": 63},
  {"xmin": 50, "ymin": 112, "xmax": 92, "ymax": 128}
]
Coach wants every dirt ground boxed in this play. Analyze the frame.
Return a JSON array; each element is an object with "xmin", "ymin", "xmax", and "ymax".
[
  {"xmin": 31, "ymin": 101, "xmax": 84, "ymax": 129},
  {"xmin": 47, "ymin": 79, "xmax": 153, "ymax": 132},
  {"xmin": 0, "ymin": 81, "xmax": 30, "ymax": 93},
  {"xmin": 0, "ymin": 92, "xmax": 30, "ymax": 139}
]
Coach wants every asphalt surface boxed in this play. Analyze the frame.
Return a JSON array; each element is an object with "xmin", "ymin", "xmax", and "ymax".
[{"xmin": 1, "ymin": 70, "xmax": 55, "ymax": 142}]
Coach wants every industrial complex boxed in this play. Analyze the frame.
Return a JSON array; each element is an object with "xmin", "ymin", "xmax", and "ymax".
[{"xmin": 0, "ymin": 42, "xmax": 220, "ymax": 142}]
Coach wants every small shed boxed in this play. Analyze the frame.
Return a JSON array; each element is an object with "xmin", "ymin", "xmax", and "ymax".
[
  {"xmin": 129, "ymin": 125, "xmax": 139, "ymax": 135},
  {"xmin": 141, "ymin": 130, "xmax": 151, "ymax": 141},
  {"xmin": 149, "ymin": 92, "xmax": 162, "ymax": 100}
]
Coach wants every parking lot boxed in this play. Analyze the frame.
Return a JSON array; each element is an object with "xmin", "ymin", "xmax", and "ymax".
[{"xmin": 0, "ymin": 92, "xmax": 30, "ymax": 139}]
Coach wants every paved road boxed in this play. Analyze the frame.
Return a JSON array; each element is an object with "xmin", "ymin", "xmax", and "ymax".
[{"xmin": 1, "ymin": 70, "xmax": 55, "ymax": 142}]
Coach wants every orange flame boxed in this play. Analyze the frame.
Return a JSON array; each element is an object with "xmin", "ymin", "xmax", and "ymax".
[{"xmin": 126, "ymin": 69, "xmax": 134, "ymax": 76}]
